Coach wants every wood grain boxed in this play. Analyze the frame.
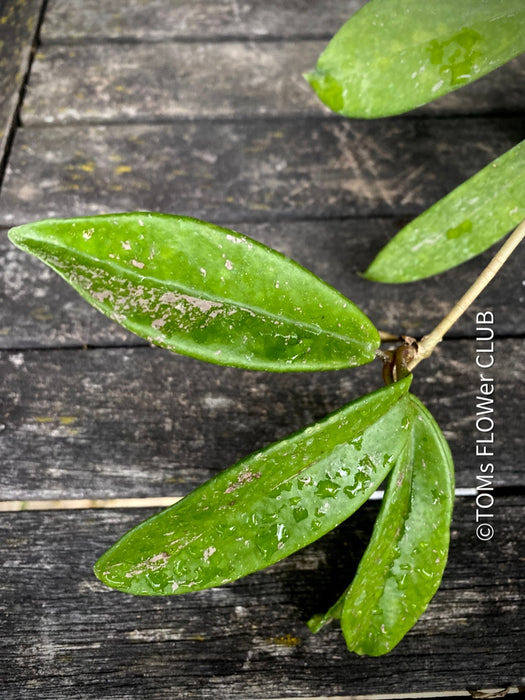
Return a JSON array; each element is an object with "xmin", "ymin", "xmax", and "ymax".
[
  {"xmin": 1, "ymin": 0, "xmax": 524, "ymax": 693},
  {"xmin": 0, "ymin": 0, "xmax": 45, "ymax": 169},
  {"xmin": 22, "ymin": 44, "xmax": 525, "ymax": 125},
  {"xmin": 0, "ymin": 497, "xmax": 523, "ymax": 698},
  {"xmin": 0, "ymin": 339, "xmax": 522, "ymax": 500},
  {"xmin": 1, "ymin": 117, "xmax": 523, "ymax": 226},
  {"xmin": 41, "ymin": 0, "xmax": 367, "ymax": 42}
]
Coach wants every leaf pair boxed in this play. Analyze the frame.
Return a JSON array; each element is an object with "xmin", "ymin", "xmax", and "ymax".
[
  {"xmin": 93, "ymin": 378, "xmax": 453, "ymax": 656},
  {"xmin": 308, "ymin": 395, "xmax": 454, "ymax": 655}
]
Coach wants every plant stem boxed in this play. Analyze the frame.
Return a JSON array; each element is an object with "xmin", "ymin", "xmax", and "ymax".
[
  {"xmin": 407, "ymin": 218, "xmax": 525, "ymax": 372},
  {"xmin": 379, "ymin": 330, "xmax": 400, "ymax": 342}
]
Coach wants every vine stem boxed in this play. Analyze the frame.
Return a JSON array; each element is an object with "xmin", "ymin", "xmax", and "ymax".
[{"xmin": 407, "ymin": 217, "xmax": 525, "ymax": 372}]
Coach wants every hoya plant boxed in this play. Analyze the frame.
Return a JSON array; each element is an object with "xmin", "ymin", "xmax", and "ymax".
[{"xmin": 8, "ymin": 0, "xmax": 525, "ymax": 656}]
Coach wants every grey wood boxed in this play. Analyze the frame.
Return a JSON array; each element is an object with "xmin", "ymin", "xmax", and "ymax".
[
  {"xmin": 1, "ymin": 0, "xmax": 523, "ymax": 693},
  {"xmin": 1, "ymin": 339, "xmax": 522, "ymax": 500},
  {"xmin": 0, "ymin": 497, "xmax": 523, "ymax": 698},
  {"xmin": 22, "ymin": 44, "xmax": 525, "ymax": 125},
  {"xmin": 41, "ymin": 0, "xmax": 367, "ymax": 42},
  {"xmin": 2, "ymin": 218, "xmax": 524, "ymax": 351},
  {"xmin": 1, "ymin": 117, "xmax": 523, "ymax": 226},
  {"xmin": 0, "ymin": 0, "xmax": 45, "ymax": 170},
  {"xmin": 23, "ymin": 41, "xmax": 326, "ymax": 124}
]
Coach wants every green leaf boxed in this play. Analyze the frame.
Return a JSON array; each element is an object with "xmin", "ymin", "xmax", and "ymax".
[
  {"xmin": 94, "ymin": 377, "xmax": 412, "ymax": 595},
  {"xmin": 305, "ymin": 0, "xmax": 525, "ymax": 118},
  {"xmin": 308, "ymin": 394, "xmax": 454, "ymax": 656},
  {"xmin": 364, "ymin": 141, "xmax": 525, "ymax": 282},
  {"xmin": 8, "ymin": 213, "xmax": 379, "ymax": 371}
]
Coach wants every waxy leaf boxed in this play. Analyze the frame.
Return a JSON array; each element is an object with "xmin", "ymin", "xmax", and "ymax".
[
  {"xmin": 309, "ymin": 394, "xmax": 454, "ymax": 655},
  {"xmin": 8, "ymin": 213, "xmax": 379, "ymax": 371},
  {"xmin": 94, "ymin": 377, "xmax": 412, "ymax": 595},
  {"xmin": 305, "ymin": 0, "xmax": 525, "ymax": 118},
  {"xmin": 364, "ymin": 141, "xmax": 525, "ymax": 282}
]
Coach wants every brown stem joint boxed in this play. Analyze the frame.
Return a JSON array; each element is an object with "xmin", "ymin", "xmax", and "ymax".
[{"xmin": 378, "ymin": 336, "xmax": 418, "ymax": 385}]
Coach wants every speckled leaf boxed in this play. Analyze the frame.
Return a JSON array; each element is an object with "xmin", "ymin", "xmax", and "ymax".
[
  {"xmin": 308, "ymin": 394, "xmax": 454, "ymax": 656},
  {"xmin": 364, "ymin": 141, "xmax": 525, "ymax": 282},
  {"xmin": 8, "ymin": 213, "xmax": 379, "ymax": 371},
  {"xmin": 94, "ymin": 377, "xmax": 412, "ymax": 595},
  {"xmin": 305, "ymin": 0, "xmax": 525, "ymax": 118}
]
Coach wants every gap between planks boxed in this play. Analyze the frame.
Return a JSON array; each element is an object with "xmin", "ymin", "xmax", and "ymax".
[
  {"xmin": 0, "ymin": 0, "xmax": 49, "ymax": 182},
  {"xmin": 258, "ymin": 691, "xmax": 522, "ymax": 700},
  {"xmin": 17, "ymin": 112, "xmax": 519, "ymax": 131},
  {"xmin": 0, "ymin": 489, "xmax": 480, "ymax": 512},
  {"xmin": 41, "ymin": 34, "xmax": 339, "ymax": 46}
]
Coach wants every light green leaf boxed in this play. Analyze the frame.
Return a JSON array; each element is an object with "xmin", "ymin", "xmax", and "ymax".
[
  {"xmin": 308, "ymin": 394, "xmax": 454, "ymax": 656},
  {"xmin": 8, "ymin": 213, "xmax": 379, "ymax": 371},
  {"xmin": 94, "ymin": 377, "xmax": 412, "ymax": 595},
  {"xmin": 305, "ymin": 0, "xmax": 525, "ymax": 118},
  {"xmin": 363, "ymin": 141, "xmax": 525, "ymax": 282}
]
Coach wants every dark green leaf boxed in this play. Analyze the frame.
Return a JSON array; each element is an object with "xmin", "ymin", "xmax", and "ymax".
[
  {"xmin": 94, "ymin": 377, "xmax": 412, "ymax": 595},
  {"xmin": 8, "ymin": 213, "xmax": 379, "ymax": 371},
  {"xmin": 309, "ymin": 394, "xmax": 454, "ymax": 656},
  {"xmin": 305, "ymin": 0, "xmax": 525, "ymax": 118},
  {"xmin": 364, "ymin": 141, "xmax": 525, "ymax": 282}
]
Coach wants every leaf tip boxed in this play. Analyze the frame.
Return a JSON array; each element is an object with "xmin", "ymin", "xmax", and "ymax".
[
  {"xmin": 302, "ymin": 69, "xmax": 316, "ymax": 85},
  {"xmin": 304, "ymin": 66, "xmax": 347, "ymax": 115},
  {"xmin": 306, "ymin": 614, "xmax": 328, "ymax": 634},
  {"xmin": 7, "ymin": 223, "xmax": 29, "ymax": 249},
  {"xmin": 361, "ymin": 258, "xmax": 407, "ymax": 284},
  {"xmin": 357, "ymin": 266, "xmax": 376, "ymax": 282},
  {"xmin": 93, "ymin": 554, "xmax": 110, "ymax": 585},
  {"xmin": 8, "ymin": 220, "xmax": 54, "ymax": 257},
  {"xmin": 93, "ymin": 553, "xmax": 130, "ymax": 594}
]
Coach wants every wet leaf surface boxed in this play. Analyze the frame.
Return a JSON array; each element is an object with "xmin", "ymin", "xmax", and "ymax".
[
  {"xmin": 306, "ymin": 0, "xmax": 525, "ymax": 118},
  {"xmin": 309, "ymin": 394, "xmax": 454, "ymax": 655},
  {"xmin": 94, "ymin": 378, "xmax": 412, "ymax": 595},
  {"xmin": 8, "ymin": 213, "xmax": 379, "ymax": 371}
]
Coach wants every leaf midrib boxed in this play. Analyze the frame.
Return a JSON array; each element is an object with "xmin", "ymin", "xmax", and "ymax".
[{"xmin": 60, "ymin": 246, "xmax": 376, "ymax": 350}]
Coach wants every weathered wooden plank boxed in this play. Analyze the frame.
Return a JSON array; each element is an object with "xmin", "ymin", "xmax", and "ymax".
[
  {"xmin": 2, "ymin": 218, "xmax": 524, "ymax": 351},
  {"xmin": 0, "ymin": 339, "xmax": 522, "ymax": 499},
  {"xmin": 0, "ymin": 497, "xmax": 523, "ymax": 697},
  {"xmin": 22, "ymin": 42, "xmax": 325, "ymax": 124},
  {"xmin": 41, "ymin": 0, "xmax": 366, "ymax": 42},
  {"xmin": 22, "ymin": 44, "xmax": 525, "ymax": 125},
  {"xmin": 0, "ymin": 0, "xmax": 45, "ymax": 168},
  {"xmin": 1, "ymin": 117, "xmax": 523, "ymax": 226},
  {"xmin": 1, "ymin": 0, "xmax": 520, "ymax": 694}
]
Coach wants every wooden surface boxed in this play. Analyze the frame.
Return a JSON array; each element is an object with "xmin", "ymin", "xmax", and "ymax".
[
  {"xmin": 40, "ymin": 0, "xmax": 369, "ymax": 41},
  {"xmin": 1, "ymin": 498, "xmax": 524, "ymax": 698},
  {"xmin": 2, "ymin": 117, "xmax": 524, "ymax": 226},
  {"xmin": 21, "ymin": 45, "xmax": 525, "ymax": 123},
  {"xmin": 0, "ymin": 0, "xmax": 45, "ymax": 170},
  {"xmin": 1, "ymin": 340, "xmax": 524, "ymax": 501},
  {"xmin": 0, "ymin": 1, "xmax": 524, "ymax": 697}
]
